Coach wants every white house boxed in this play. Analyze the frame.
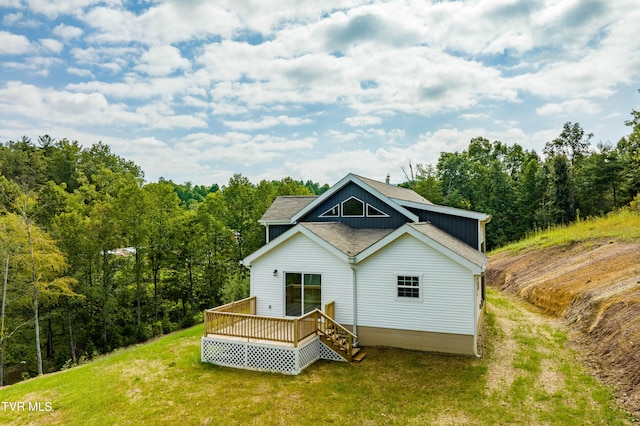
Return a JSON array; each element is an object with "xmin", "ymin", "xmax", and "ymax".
[{"xmin": 201, "ymin": 173, "xmax": 490, "ymax": 374}]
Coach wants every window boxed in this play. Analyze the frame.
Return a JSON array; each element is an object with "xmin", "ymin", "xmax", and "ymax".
[
  {"xmin": 342, "ymin": 196, "xmax": 364, "ymax": 216},
  {"xmin": 285, "ymin": 272, "xmax": 321, "ymax": 316},
  {"xmin": 397, "ymin": 276, "xmax": 420, "ymax": 298},
  {"xmin": 319, "ymin": 204, "xmax": 339, "ymax": 217},
  {"xmin": 366, "ymin": 204, "xmax": 389, "ymax": 217}
]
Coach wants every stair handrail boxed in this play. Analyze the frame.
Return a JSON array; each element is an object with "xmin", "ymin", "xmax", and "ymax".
[{"xmin": 315, "ymin": 309, "xmax": 356, "ymax": 359}]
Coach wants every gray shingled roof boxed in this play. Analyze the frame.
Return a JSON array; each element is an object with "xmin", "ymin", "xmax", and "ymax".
[
  {"xmin": 260, "ymin": 196, "xmax": 317, "ymax": 222},
  {"xmin": 299, "ymin": 222, "xmax": 486, "ymax": 270},
  {"xmin": 300, "ymin": 222, "xmax": 394, "ymax": 257},
  {"xmin": 354, "ymin": 175, "xmax": 433, "ymax": 205},
  {"xmin": 408, "ymin": 222, "xmax": 487, "ymax": 268}
]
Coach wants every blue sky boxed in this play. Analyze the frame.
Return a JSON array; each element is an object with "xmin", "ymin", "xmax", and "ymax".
[{"xmin": 1, "ymin": 0, "xmax": 639, "ymax": 186}]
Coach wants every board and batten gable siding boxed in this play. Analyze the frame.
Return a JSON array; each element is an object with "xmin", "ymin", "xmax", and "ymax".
[
  {"xmin": 356, "ymin": 234, "xmax": 476, "ymax": 336},
  {"xmin": 300, "ymin": 182, "xmax": 408, "ymax": 229},
  {"xmin": 409, "ymin": 208, "xmax": 480, "ymax": 250},
  {"xmin": 249, "ymin": 233, "xmax": 353, "ymax": 324},
  {"xmin": 268, "ymin": 224, "xmax": 294, "ymax": 242}
]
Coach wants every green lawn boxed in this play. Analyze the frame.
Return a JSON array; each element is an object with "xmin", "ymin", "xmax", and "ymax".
[{"xmin": 0, "ymin": 290, "xmax": 632, "ymax": 425}]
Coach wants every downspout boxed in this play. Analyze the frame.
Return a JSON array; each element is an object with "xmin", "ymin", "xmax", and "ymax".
[
  {"xmin": 349, "ymin": 257, "xmax": 357, "ymax": 339},
  {"xmin": 473, "ymin": 274, "xmax": 482, "ymax": 358}
]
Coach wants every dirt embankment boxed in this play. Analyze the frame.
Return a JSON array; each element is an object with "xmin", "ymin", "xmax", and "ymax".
[{"xmin": 487, "ymin": 241, "xmax": 640, "ymax": 417}]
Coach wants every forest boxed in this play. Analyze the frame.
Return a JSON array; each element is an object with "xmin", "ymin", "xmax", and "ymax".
[{"xmin": 0, "ymin": 102, "xmax": 638, "ymax": 385}]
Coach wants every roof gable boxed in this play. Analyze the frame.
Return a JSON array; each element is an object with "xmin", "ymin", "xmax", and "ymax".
[
  {"xmin": 355, "ymin": 222, "xmax": 487, "ymax": 274},
  {"xmin": 290, "ymin": 174, "xmax": 419, "ymax": 224},
  {"xmin": 259, "ymin": 173, "xmax": 490, "ymax": 226},
  {"xmin": 297, "ymin": 181, "xmax": 409, "ymax": 228}
]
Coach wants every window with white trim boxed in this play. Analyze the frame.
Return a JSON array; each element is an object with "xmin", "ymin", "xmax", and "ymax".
[
  {"xmin": 397, "ymin": 276, "xmax": 420, "ymax": 298},
  {"xmin": 366, "ymin": 204, "xmax": 389, "ymax": 217},
  {"xmin": 319, "ymin": 204, "xmax": 339, "ymax": 217},
  {"xmin": 342, "ymin": 196, "xmax": 364, "ymax": 216}
]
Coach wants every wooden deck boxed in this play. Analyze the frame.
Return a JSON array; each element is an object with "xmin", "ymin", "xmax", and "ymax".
[
  {"xmin": 206, "ymin": 315, "xmax": 317, "ymax": 347},
  {"xmin": 204, "ymin": 298, "xmax": 359, "ymax": 360}
]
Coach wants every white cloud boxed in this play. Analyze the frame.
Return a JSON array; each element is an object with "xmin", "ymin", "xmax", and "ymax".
[
  {"xmin": 2, "ymin": 12, "xmax": 22, "ymax": 26},
  {"xmin": 67, "ymin": 67, "xmax": 94, "ymax": 77},
  {"xmin": 24, "ymin": 0, "xmax": 115, "ymax": 18},
  {"xmin": 0, "ymin": 0, "xmax": 21, "ymax": 7},
  {"xmin": 53, "ymin": 23, "xmax": 83, "ymax": 40},
  {"xmin": 0, "ymin": 81, "xmax": 208, "ymax": 131},
  {"xmin": 344, "ymin": 115, "xmax": 382, "ymax": 127},
  {"xmin": 459, "ymin": 113, "xmax": 490, "ymax": 121},
  {"xmin": 178, "ymin": 131, "xmax": 317, "ymax": 166},
  {"xmin": 223, "ymin": 115, "xmax": 313, "ymax": 131},
  {"xmin": 0, "ymin": 81, "xmax": 137, "ymax": 126},
  {"xmin": 536, "ymin": 99, "xmax": 602, "ymax": 117},
  {"xmin": 40, "ymin": 38, "xmax": 64, "ymax": 53},
  {"xmin": 0, "ymin": 0, "xmax": 638, "ymax": 185},
  {"xmin": 135, "ymin": 45, "xmax": 191, "ymax": 76},
  {"xmin": 281, "ymin": 148, "xmax": 398, "ymax": 185},
  {"xmin": 0, "ymin": 31, "xmax": 32, "ymax": 54}
]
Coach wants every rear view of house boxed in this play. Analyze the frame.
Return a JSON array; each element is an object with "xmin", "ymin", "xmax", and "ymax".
[{"xmin": 202, "ymin": 173, "xmax": 490, "ymax": 374}]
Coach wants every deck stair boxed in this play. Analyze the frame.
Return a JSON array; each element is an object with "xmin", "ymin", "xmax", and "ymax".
[{"xmin": 316, "ymin": 313, "xmax": 364, "ymax": 362}]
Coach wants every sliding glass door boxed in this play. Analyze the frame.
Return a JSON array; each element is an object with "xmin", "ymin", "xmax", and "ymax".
[{"xmin": 285, "ymin": 272, "xmax": 321, "ymax": 316}]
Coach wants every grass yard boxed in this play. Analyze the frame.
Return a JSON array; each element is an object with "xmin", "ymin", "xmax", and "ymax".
[{"xmin": 0, "ymin": 290, "xmax": 632, "ymax": 425}]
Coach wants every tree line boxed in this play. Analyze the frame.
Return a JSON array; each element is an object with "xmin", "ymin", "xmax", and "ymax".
[
  {"xmin": 0, "ymin": 137, "xmax": 325, "ymax": 384},
  {"xmin": 0, "ymin": 99, "xmax": 638, "ymax": 384},
  {"xmin": 404, "ymin": 114, "xmax": 640, "ymax": 249}
]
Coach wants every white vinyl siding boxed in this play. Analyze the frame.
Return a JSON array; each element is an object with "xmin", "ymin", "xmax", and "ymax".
[
  {"xmin": 356, "ymin": 235, "xmax": 475, "ymax": 335},
  {"xmin": 250, "ymin": 233, "xmax": 353, "ymax": 324},
  {"xmin": 476, "ymin": 275, "xmax": 483, "ymax": 321}
]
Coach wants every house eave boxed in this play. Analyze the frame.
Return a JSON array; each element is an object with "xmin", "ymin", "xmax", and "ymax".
[
  {"xmin": 259, "ymin": 219, "xmax": 292, "ymax": 226},
  {"xmin": 394, "ymin": 199, "xmax": 490, "ymax": 222}
]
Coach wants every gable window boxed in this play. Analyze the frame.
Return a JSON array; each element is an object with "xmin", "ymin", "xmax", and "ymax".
[
  {"xmin": 366, "ymin": 204, "xmax": 389, "ymax": 217},
  {"xmin": 397, "ymin": 276, "xmax": 420, "ymax": 298},
  {"xmin": 319, "ymin": 204, "xmax": 340, "ymax": 217},
  {"xmin": 342, "ymin": 196, "xmax": 364, "ymax": 217}
]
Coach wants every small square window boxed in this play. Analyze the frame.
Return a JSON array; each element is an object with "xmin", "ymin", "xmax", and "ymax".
[{"xmin": 397, "ymin": 276, "xmax": 420, "ymax": 298}]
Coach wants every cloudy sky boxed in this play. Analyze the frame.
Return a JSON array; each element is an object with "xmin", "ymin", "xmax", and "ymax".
[{"xmin": 1, "ymin": 0, "xmax": 639, "ymax": 186}]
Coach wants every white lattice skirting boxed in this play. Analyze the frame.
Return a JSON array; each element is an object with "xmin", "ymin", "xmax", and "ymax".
[{"xmin": 201, "ymin": 336, "xmax": 346, "ymax": 375}]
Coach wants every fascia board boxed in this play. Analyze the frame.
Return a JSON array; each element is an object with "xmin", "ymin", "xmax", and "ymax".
[
  {"xmin": 290, "ymin": 173, "xmax": 419, "ymax": 223},
  {"xmin": 258, "ymin": 219, "xmax": 291, "ymax": 226},
  {"xmin": 394, "ymin": 199, "xmax": 490, "ymax": 222},
  {"xmin": 241, "ymin": 226, "xmax": 299, "ymax": 266},
  {"xmin": 241, "ymin": 224, "xmax": 349, "ymax": 266},
  {"xmin": 355, "ymin": 224, "xmax": 484, "ymax": 274}
]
